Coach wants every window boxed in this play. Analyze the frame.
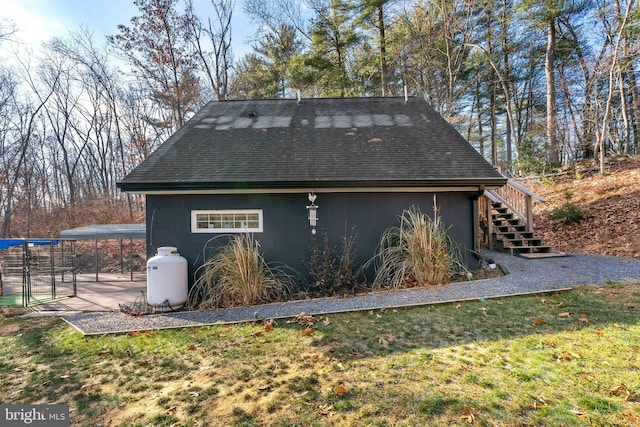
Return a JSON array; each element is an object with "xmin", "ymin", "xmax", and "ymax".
[{"xmin": 191, "ymin": 209, "xmax": 263, "ymax": 233}]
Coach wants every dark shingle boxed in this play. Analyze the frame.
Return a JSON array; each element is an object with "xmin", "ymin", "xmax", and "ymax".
[{"xmin": 117, "ymin": 97, "xmax": 506, "ymax": 192}]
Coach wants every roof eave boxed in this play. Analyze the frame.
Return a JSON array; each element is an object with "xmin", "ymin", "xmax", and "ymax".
[{"xmin": 117, "ymin": 178, "xmax": 508, "ymax": 194}]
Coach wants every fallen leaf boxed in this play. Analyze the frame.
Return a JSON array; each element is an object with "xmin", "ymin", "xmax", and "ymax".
[
  {"xmin": 39, "ymin": 381, "xmax": 52, "ymax": 388},
  {"xmin": 293, "ymin": 312, "xmax": 315, "ymax": 326},
  {"xmin": 98, "ymin": 349, "xmax": 111, "ymax": 356},
  {"xmin": 455, "ymin": 304, "xmax": 462, "ymax": 309},
  {"xmin": 80, "ymin": 382, "xmax": 99, "ymax": 391},
  {"xmin": 263, "ymin": 318, "xmax": 276, "ymax": 326},
  {"xmin": 609, "ymin": 384, "xmax": 628, "ymax": 395},
  {"xmin": 459, "ymin": 405, "xmax": 476, "ymax": 423},
  {"xmin": 302, "ymin": 327, "xmax": 313, "ymax": 335},
  {"xmin": 581, "ymin": 374, "xmax": 598, "ymax": 382},
  {"xmin": 557, "ymin": 312, "xmax": 571, "ymax": 317},
  {"xmin": 378, "ymin": 335, "xmax": 394, "ymax": 348},
  {"xmin": 532, "ymin": 318, "xmax": 547, "ymax": 327},
  {"xmin": 165, "ymin": 405, "xmax": 177, "ymax": 415},
  {"xmin": 312, "ymin": 353, "xmax": 320, "ymax": 360},
  {"xmin": 264, "ymin": 324, "xmax": 273, "ymax": 332},
  {"xmin": 127, "ymin": 331, "xmax": 139, "ymax": 337},
  {"xmin": 187, "ymin": 344, "xmax": 196, "ymax": 351},
  {"xmin": 579, "ymin": 317, "xmax": 590, "ymax": 323},
  {"xmin": 138, "ymin": 360, "xmax": 149, "ymax": 366},
  {"xmin": 557, "ymin": 351, "xmax": 581, "ymax": 361},
  {"xmin": 335, "ymin": 385, "xmax": 347, "ymax": 395},
  {"xmin": 323, "ymin": 317, "xmax": 331, "ymax": 326},
  {"xmin": 316, "ymin": 404, "xmax": 333, "ymax": 415}
]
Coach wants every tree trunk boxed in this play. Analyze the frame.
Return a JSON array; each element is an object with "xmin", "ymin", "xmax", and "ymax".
[
  {"xmin": 378, "ymin": 5, "xmax": 387, "ymax": 96},
  {"xmin": 545, "ymin": 11, "xmax": 559, "ymax": 164}
]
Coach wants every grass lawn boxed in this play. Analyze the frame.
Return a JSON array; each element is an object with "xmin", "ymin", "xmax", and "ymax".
[{"xmin": 1, "ymin": 281, "xmax": 639, "ymax": 426}]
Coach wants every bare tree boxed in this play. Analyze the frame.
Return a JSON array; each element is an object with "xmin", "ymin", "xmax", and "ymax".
[
  {"xmin": 185, "ymin": 0, "xmax": 235, "ymax": 101},
  {"xmin": 108, "ymin": 0, "xmax": 201, "ymax": 129}
]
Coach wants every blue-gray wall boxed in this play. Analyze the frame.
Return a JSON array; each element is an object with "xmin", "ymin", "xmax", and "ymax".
[{"xmin": 145, "ymin": 192, "xmax": 478, "ymax": 287}]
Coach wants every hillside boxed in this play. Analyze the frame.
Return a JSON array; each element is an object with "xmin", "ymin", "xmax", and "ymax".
[{"xmin": 520, "ymin": 156, "xmax": 640, "ymax": 259}]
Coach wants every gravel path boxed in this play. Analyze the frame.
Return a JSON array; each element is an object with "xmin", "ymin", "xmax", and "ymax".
[{"xmin": 63, "ymin": 251, "xmax": 640, "ymax": 335}]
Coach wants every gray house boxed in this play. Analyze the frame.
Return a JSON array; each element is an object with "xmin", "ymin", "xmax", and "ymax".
[{"xmin": 117, "ymin": 97, "xmax": 506, "ymax": 285}]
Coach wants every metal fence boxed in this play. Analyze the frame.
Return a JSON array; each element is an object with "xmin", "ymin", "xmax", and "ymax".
[{"xmin": 0, "ymin": 239, "xmax": 77, "ymax": 307}]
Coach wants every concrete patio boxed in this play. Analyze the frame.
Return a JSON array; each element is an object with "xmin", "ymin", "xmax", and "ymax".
[{"xmin": 28, "ymin": 272, "xmax": 147, "ymax": 313}]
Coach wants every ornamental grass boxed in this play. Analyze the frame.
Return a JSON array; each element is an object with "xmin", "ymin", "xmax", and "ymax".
[
  {"xmin": 372, "ymin": 204, "xmax": 468, "ymax": 288},
  {"xmin": 189, "ymin": 234, "xmax": 295, "ymax": 308}
]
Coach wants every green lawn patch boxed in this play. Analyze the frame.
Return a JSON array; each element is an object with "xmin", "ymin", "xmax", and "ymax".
[{"xmin": 1, "ymin": 281, "xmax": 639, "ymax": 426}]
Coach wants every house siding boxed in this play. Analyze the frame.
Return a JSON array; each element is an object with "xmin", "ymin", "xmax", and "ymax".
[{"xmin": 145, "ymin": 192, "xmax": 478, "ymax": 287}]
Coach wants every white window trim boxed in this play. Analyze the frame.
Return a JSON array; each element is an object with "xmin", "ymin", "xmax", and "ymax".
[{"xmin": 191, "ymin": 209, "xmax": 264, "ymax": 233}]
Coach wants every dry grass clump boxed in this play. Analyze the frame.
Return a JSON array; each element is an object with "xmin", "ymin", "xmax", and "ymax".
[
  {"xmin": 189, "ymin": 234, "xmax": 295, "ymax": 308},
  {"xmin": 372, "ymin": 205, "xmax": 468, "ymax": 288}
]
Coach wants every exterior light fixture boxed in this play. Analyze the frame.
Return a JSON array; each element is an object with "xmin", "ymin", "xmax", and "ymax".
[{"xmin": 306, "ymin": 193, "xmax": 318, "ymax": 234}]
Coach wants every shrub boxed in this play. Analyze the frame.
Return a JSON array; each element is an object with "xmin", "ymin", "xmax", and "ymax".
[
  {"xmin": 306, "ymin": 227, "xmax": 364, "ymax": 295},
  {"xmin": 549, "ymin": 192, "xmax": 584, "ymax": 223},
  {"xmin": 188, "ymin": 234, "xmax": 295, "ymax": 308},
  {"xmin": 370, "ymin": 204, "xmax": 468, "ymax": 288}
]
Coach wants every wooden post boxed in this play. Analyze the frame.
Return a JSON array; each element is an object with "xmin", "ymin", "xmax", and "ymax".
[
  {"xmin": 486, "ymin": 197, "xmax": 494, "ymax": 251},
  {"xmin": 525, "ymin": 195, "xmax": 533, "ymax": 232}
]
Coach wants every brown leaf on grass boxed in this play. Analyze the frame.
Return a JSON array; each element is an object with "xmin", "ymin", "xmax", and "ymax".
[
  {"xmin": 528, "ymin": 395, "xmax": 550, "ymax": 409},
  {"xmin": 80, "ymin": 382, "xmax": 100, "ymax": 391},
  {"xmin": 557, "ymin": 312, "xmax": 571, "ymax": 317},
  {"xmin": 264, "ymin": 324, "xmax": 274, "ymax": 332},
  {"xmin": 138, "ymin": 360, "xmax": 149, "ymax": 366},
  {"xmin": 459, "ymin": 405, "xmax": 476, "ymax": 423},
  {"xmin": 165, "ymin": 405, "xmax": 177, "ymax": 415},
  {"xmin": 625, "ymin": 413, "xmax": 640, "ymax": 424},
  {"xmin": 98, "ymin": 348, "xmax": 112, "ymax": 356},
  {"xmin": 127, "ymin": 331, "xmax": 139, "ymax": 337},
  {"xmin": 378, "ymin": 335, "xmax": 394, "ymax": 348},
  {"xmin": 581, "ymin": 374, "xmax": 598, "ymax": 382},
  {"xmin": 532, "ymin": 318, "xmax": 547, "ymax": 327},
  {"xmin": 456, "ymin": 304, "xmax": 462, "ymax": 309},
  {"xmin": 292, "ymin": 312, "xmax": 315, "ymax": 326},
  {"xmin": 312, "ymin": 353, "xmax": 320, "ymax": 360},
  {"xmin": 263, "ymin": 318, "xmax": 276, "ymax": 326},
  {"xmin": 302, "ymin": 327, "xmax": 313, "ymax": 335},
  {"xmin": 556, "ymin": 351, "xmax": 581, "ymax": 361},
  {"xmin": 335, "ymin": 385, "xmax": 347, "ymax": 395},
  {"xmin": 187, "ymin": 344, "xmax": 196, "ymax": 351},
  {"xmin": 316, "ymin": 404, "xmax": 333, "ymax": 415},
  {"xmin": 608, "ymin": 384, "xmax": 628, "ymax": 395}
]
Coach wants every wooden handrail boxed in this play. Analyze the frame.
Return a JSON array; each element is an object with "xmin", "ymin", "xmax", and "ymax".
[
  {"xmin": 485, "ymin": 179, "xmax": 546, "ymax": 232},
  {"xmin": 504, "ymin": 178, "xmax": 546, "ymax": 203}
]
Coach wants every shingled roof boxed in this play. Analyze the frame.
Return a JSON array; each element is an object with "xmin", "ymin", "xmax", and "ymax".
[{"xmin": 117, "ymin": 97, "xmax": 506, "ymax": 192}]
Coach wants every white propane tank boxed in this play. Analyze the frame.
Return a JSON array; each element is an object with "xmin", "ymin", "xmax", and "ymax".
[{"xmin": 146, "ymin": 246, "xmax": 188, "ymax": 307}]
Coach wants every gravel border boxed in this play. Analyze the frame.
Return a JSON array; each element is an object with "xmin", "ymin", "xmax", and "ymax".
[{"xmin": 63, "ymin": 251, "xmax": 640, "ymax": 335}]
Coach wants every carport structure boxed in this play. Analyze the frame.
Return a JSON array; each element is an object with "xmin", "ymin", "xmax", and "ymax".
[{"xmin": 59, "ymin": 224, "xmax": 146, "ymax": 281}]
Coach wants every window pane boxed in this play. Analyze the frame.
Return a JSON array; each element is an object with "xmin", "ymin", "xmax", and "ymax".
[{"xmin": 193, "ymin": 210, "xmax": 262, "ymax": 232}]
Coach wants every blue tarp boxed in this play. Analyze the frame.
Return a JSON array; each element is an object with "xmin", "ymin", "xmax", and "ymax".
[{"xmin": 0, "ymin": 239, "xmax": 59, "ymax": 250}]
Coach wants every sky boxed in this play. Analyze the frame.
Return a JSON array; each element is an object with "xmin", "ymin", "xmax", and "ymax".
[{"xmin": 2, "ymin": 0, "xmax": 255, "ymax": 64}]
